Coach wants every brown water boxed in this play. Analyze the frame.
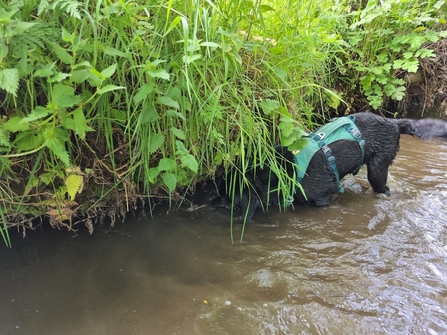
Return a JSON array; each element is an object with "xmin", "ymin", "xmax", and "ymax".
[{"xmin": 1, "ymin": 135, "xmax": 447, "ymax": 335}]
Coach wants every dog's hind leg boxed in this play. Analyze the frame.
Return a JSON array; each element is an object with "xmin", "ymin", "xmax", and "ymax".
[{"xmin": 367, "ymin": 162, "xmax": 391, "ymax": 195}]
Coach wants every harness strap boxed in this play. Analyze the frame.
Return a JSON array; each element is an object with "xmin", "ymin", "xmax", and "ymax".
[
  {"xmin": 311, "ymin": 133, "xmax": 344, "ymax": 193},
  {"xmin": 345, "ymin": 115, "xmax": 365, "ymax": 168}
]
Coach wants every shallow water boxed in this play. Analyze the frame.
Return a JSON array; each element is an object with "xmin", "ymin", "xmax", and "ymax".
[{"xmin": 1, "ymin": 135, "xmax": 447, "ymax": 335}]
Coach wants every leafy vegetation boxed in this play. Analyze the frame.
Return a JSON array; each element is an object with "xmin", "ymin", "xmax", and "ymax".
[{"xmin": 0, "ymin": 0, "xmax": 445, "ymax": 245}]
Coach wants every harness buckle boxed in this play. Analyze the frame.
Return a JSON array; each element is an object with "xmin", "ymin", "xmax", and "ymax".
[{"xmin": 321, "ymin": 145, "xmax": 332, "ymax": 157}]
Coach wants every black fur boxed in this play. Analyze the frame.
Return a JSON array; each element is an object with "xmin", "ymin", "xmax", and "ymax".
[{"xmin": 212, "ymin": 112, "xmax": 447, "ymax": 222}]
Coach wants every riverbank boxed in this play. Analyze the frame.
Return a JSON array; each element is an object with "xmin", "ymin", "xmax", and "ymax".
[{"xmin": 0, "ymin": 1, "xmax": 446, "ymax": 245}]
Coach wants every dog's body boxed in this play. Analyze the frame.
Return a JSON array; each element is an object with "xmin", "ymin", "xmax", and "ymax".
[{"xmin": 213, "ymin": 112, "xmax": 447, "ymax": 222}]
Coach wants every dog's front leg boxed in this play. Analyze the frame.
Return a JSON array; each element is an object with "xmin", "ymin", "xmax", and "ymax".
[{"xmin": 239, "ymin": 191, "xmax": 261, "ymax": 223}]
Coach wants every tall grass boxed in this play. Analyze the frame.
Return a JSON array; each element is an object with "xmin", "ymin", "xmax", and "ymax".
[{"xmin": 0, "ymin": 0, "xmax": 445, "ymax": 245}]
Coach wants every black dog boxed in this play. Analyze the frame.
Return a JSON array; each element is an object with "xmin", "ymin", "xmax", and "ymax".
[{"xmin": 213, "ymin": 112, "xmax": 447, "ymax": 222}]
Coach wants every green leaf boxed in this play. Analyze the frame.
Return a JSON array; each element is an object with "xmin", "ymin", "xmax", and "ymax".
[
  {"xmin": 260, "ymin": 4, "xmax": 274, "ymax": 12},
  {"xmin": 280, "ymin": 133, "xmax": 294, "ymax": 147},
  {"xmin": 171, "ymin": 127, "xmax": 185, "ymax": 140},
  {"xmin": 4, "ymin": 116, "xmax": 29, "ymax": 131},
  {"xmin": 162, "ymin": 172, "xmax": 177, "ymax": 192},
  {"xmin": 34, "ymin": 63, "xmax": 55, "ymax": 78},
  {"xmin": 415, "ymin": 48, "xmax": 435, "ymax": 59},
  {"xmin": 65, "ymin": 174, "xmax": 83, "ymax": 200},
  {"xmin": 390, "ymin": 86, "xmax": 406, "ymax": 100},
  {"xmin": 146, "ymin": 68, "xmax": 170, "ymax": 80},
  {"xmin": 101, "ymin": 64, "xmax": 117, "ymax": 78},
  {"xmin": 409, "ymin": 35, "xmax": 426, "ymax": 50},
  {"xmin": 384, "ymin": 83, "xmax": 396, "ymax": 96},
  {"xmin": 9, "ymin": 22, "xmax": 37, "ymax": 36},
  {"xmin": 147, "ymin": 167, "xmax": 159, "ymax": 183},
  {"xmin": 140, "ymin": 106, "xmax": 159, "ymax": 124},
  {"xmin": 72, "ymin": 61, "xmax": 92, "ymax": 69},
  {"xmin": 0, "ymin": 128, "xmax": 11, "ymax": 147},
  {"xmin": 21, "ymin": 106, "xmax": 51, "ymax": 123},
  {"xmin": 182, "ymin": 54, "xmax": 201, "ymax": 64},
  {"xmin": 72, "ymin": 108, "xmax": 93, "ymax": 139},
  {"xmin": 111, "ymin": 109, "xmax": 127, "ymax": 122},
  {"xmin": 97, "ymin": 85, "xmax": 125, "ymax": 95},
  {"xmin": 288, "ymin": 138, "xmax": 308, "ymax": 152},
  {"xmin": 0, "ymin": 9, "xmax": 17, "ymax": 23},
  {"xmin": 0, "ymin": 41, "xmax": 8, "ymax": 60},
  {"xmin": 367, "ymin": 95, "xmax": 383, "ymax": 109},
  {"xmin": 164, "ymin": 16, "xmax": 181, "ymax": 36},
  {"xmin": 133, "ymin": 84, "xmax": 154, "ymax": 103},
  {"xmin": 180, "ymin": 154, "xmax": 198, "ymax": 173},
  {"xmin": 0, "ymin": 68, "xmax": 19, "ymax": 96},
  {"xmin": 375, "ymin": 73, "xmax": 389, "ymax": 85},
  {"xmin": 360, "ymin": 73, "xmax": 375, "ymax": 89},
  {"xmin": 52, "ymin": 43, "xmax": 73, "ymax": 65},
  {"xmin": 402, "ymin": 58, "xmax": 419, "ymax": 72},
  {"xmin": 158, "ymin": 158, "xmax": 177, "ymax": 171},
  {"xmin": 14, "ymin": 132, "xmax": 43, "ymax": 151},
  {"xmin": 89, "ymin": 68, "xmax": 104, "ymax": 83},
  {"xmin": 259, "ymin": 99, "xmax": 279, "ymax": 116},
  {"xmin": 53, "ymin": 84, "xmax": 82, "ymax": 108},
  {"xmin": 165, "ymin": 109, "xmax": 186, "ymax": 120},
  {"xmin": 61, "ymin": 27, "xmax": 74, "ymax": 43},
  {"xmin": 149, "ymin": 133, "xmax": 164, "ymax": 153},
  {"xmin": 72, "ymin": 69, "xmax": 91, "ymax": 83},
  {"xmin": 166, "ymin": 87, "xmax": 181, "ymax": 100},
  {"xmin": 45, "ymin": 138, "xmax": 70, "ymax": 166},
  {"xmin": 279, "ymin": 121, "xmax": 294, "ymax": 137},
  {"xmin": 371, "ymin": 66, "xmax": 383, "ymax": 75},
  {"xmin": 175, "ymin": 140, "xmax": 188, "ymax": 154},
  {"xmin": 48, "ymin": 72, "xmax": 71, "ymax": 83},
  {"xmin": 377, "ymin": 53, "xmax": 389, "ymax": 63},
  {"xmin": 104, "ymin": 47, "xmax": 128, "ymax": 58},
  {"xmin": 157, "ymin": 95, "xmax": 180, "ymax": 109}
]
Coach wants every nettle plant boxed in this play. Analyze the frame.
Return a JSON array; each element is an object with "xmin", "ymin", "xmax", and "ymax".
[
  {"xmin": 0, "ymin": 5, "xmax": 124, "ymax": 221},
  {"xmin": 342, "ymin": 0, "xmax": 447, "ymax": 109}
]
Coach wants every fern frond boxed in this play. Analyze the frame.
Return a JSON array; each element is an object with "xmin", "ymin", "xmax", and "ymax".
[
  {"xmin": 37, "ymin": 0, "xmax": 50, "ymax": 17},
  {"xmin": 52, "ymin": 0, "xmax": 81, "ymax": 19},
  {"xmin": 11, "ymin": 22, "xmax": 58, "ymax": 57},
  {"xmin": 8, "ymin": 0, "xmax": 24, "ymax": 11}
]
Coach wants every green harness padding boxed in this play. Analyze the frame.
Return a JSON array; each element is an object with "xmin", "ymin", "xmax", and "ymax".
[{"xmin": 285, "ymin": 115, "xmax": 365, "ymax": 206}]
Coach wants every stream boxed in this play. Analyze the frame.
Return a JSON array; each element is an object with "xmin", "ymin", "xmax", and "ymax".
[{"xmin": 1, "ymin": 134, "xmax": 447, "ymax": 335}]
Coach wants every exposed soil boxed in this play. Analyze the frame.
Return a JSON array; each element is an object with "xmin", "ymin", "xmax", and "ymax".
[{"xmin": 398, "ymin": 38, "xmax": 447, "ymax": 117}]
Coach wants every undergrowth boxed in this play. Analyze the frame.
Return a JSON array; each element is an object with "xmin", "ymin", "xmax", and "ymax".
[{"xmin": 0, "ymin": 0, "xmax": 445, "ymax": 245}]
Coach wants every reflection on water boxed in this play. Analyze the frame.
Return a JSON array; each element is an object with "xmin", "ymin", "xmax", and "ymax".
[{"xmin": 1, "ymin": 135, "xmax": 447, "ymax": 335}]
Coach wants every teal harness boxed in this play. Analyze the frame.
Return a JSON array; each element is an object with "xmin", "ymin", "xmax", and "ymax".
[{"xmin": 286, "ymin": 115, "xmax": 365, "ymax": 205}]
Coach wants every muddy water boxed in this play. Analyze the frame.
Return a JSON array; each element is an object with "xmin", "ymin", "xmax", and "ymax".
[{"xmin": 1, "ymin": 135, "xmax": 447, "ymax": 335}]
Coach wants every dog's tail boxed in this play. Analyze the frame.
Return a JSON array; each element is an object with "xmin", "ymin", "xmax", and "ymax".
[{"xmin": 394, "ymin": 118, "xmax": 447, "ymax": 140}]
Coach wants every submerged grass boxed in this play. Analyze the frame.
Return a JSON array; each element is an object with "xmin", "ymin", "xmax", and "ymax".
[{"xmin": 0, "ymin": 0, "xmax": 445, "ymax": 244}]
